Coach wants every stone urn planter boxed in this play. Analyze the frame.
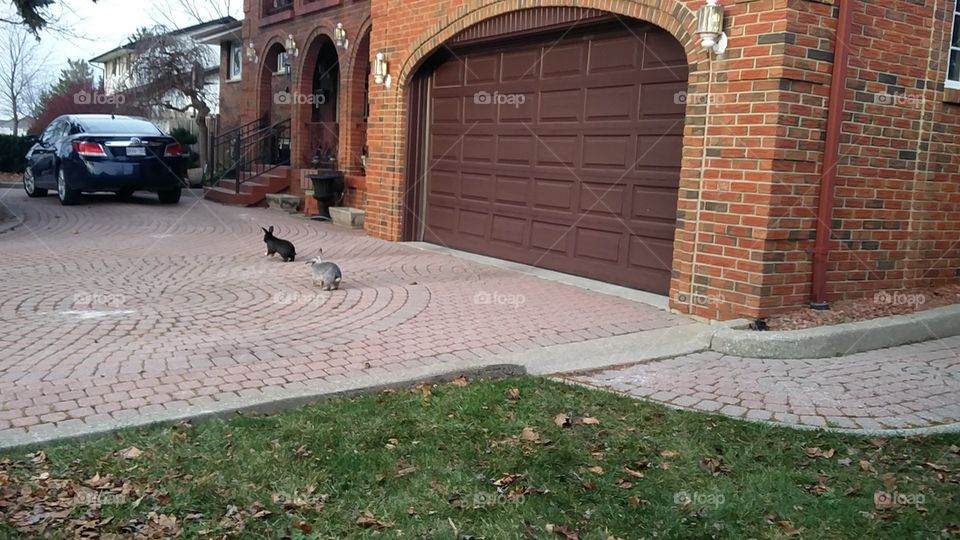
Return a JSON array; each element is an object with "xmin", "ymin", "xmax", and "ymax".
[{"xmin": 329, "ymin": 207, "xmax": 365, "ymax": 229}]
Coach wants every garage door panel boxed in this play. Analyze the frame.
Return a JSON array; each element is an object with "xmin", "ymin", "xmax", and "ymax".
[
  {"xmin": 465, "ymin": 55, "xmax": 499, "ymax": 85},
  {"xmin": 585, "ymin": 86, "xmax": 637, "ymax": 121},
  {"xmin": 433, "ymin": 61, "xmax": 464, "ymax": 88},
  {"xmin": 461, "ymin": 172, "xmax": 493, "ymax": 202},
  {"xmin": 494, "ymin": 175, "xmax": 529, "ymax": 205},
  {"xmin": 541, "ymin": 44, "xmax": 585, "ymax": 77},
  {"xmin": 575, "ymin": 227, "xmax": 624, "ymax": 263},
  {"xmin": 490, "ymin": 214, "xmax": 527, "ymax": 246},
  {"xmin": 501, "ymin": 50, "xmax": 540, "ymax": 81},
  {"xmin": 462, "ymin": 135, "xmax": 496, "ymax": 164},
  {"xmin": 497, "ymin": 136, "xmax": 534, "ymax": 165},
  {"xmin": 637, "ymin": 135, "xmax": 683, "ymax": 168},
  {"xmin": 530, "ymin": 221, "xmax": 572, "ymax": 253},
  {"xmin": 589, "ymin": 36, "xmax": 640, "ymax": 73},
  {"xmin": 632, "ymin": 186, "xmax": 679, "ymax": 222},
  {"xmin": 424, "ymin": 23, "xmax": 686, "ymax": 295},
  {"xmin": 533, "ymin": 178, "xmax": 576, "ymax": 211},
  {"xmin": 583, "ymin": 136, "xmax": 631, "ymax": 168}
]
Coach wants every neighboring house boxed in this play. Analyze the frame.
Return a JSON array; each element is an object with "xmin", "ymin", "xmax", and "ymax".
[
  {"xmin": 209, "ymin": 0, "xmax": 960, "ymax": 322},
  {"xmin": 90, "ymin": 17, "xmax": 239, "ymax": 135},
  {"xmin": 0, "ymin": 117, "xmax": 33, "ymax": 136}
]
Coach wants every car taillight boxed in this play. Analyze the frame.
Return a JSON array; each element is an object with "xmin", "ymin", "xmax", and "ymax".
[
  {"xmin": 164, "ymin": 143, "xmax": 182, "ymax": 157},
  {"xmin": 73, "ymin": 141, "xmax": 107, "ymax": 157}
]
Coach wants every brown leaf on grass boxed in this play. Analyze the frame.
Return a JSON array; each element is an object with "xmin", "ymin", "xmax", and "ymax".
[
  {"xmin": 396, "ymin": 465, "xmax": 417, "ymax": 478},
  {"xmin": 776, "ymin": 520, "xmax": 804, "ymax": 536},
  {"xmin": 869, "ymin": 439, "xmax": 887, "ymax": 448},
  {"xmin": 627, "ymin": 495, "xmax": 647, "ymax": 508},
  {"xmin": 295, "ymin": 520, "xmax": 313, "ymax": 533},
  {"xmin": 700, "ymin": 457, "xmax": 729, "ymax": 476},
  {"xmin": 882, "ymin": 473, "xmax": 897, "ymax": 491},
  {"xmin": 660, "ymin": 449, "xmax": 679, "ymax": 458},
  {"xmin": 579, "ymin": 481, "xmax": 596, "ymax": 491},
  {"xmin": 553, "ymin": 413, "xmax": 599, "ymax": 427},
  {"xmin": 859, "ymin": 460, "xmax": 876, "ymax": 473},
  {"xmin": 587, "ymin": 466, "xmax": 604, "ymax": 475},
  {"xmin": 412, "ymin": 384, "xmax": 432, "ymax": 397},
  {"xmin": 805, "ymin": 447, "xmax": 836, "ymax": 459},
  {"xmin": 623, "ymin": 466, "xmax": 645, "ymax": 479},
  {"xmin": 30, "ymin": 451, "xmax": 46, "ymax": 464},
  {"xmin": 837, "ymin": 457, "xmax": 852, "ymax": 466},
  {"xmin": 578, "ymin": 417, "xmax": 600, "ymax": 425},
  {"xmin": 118, "ymin": 447, "xmax": 143, "ymax": 460},
  {"xmin": 941, "ymin": 524, "xmax": 960, "ymax": 536},
  {"xmin": 248, "ymin": 501, "xmax": 271, "ymax": 519},
  {"xmin": 554, "ymin": 413, "xmax": 570, "ymax": 427},
  {"xmin": 385, "ymin": 438, "xmax": 399, "ymax": 449},
  {"xmin": 507, "ymin": 388, "xmax": 521, "ymax": 399},
  {"xmin": 451, "ymin": 376, "xmax": 469, "ymax": 387},
  {"xmin": 613, "ymin": 478, "xmax": 633, "ymax": 489},
  {"xmin": 545, "ymin": 523, "xmax": 580, "ymax": 539},
  {"xmin": 355, "ymin": 510, "xmax": 392, "ymax": 530},
  {"xmin": 520, "ymin": 427, "xmax": 540, "ymax": 443},
  {"xmin": 925, "ymin": 462, "xmax": 949, "ymax": 472},
  {"xmin": 493, "ymin": 473, "xmax": 525, "ymax": 488}
]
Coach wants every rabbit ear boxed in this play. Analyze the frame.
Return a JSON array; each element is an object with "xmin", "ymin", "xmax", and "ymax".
[
  {"xmin": 261, "ymin": 227, "xmax": 268, "ymax": 234},
  {"xmin": 268, "ymin": 226, "xmax": 275, "ymax": 234}
]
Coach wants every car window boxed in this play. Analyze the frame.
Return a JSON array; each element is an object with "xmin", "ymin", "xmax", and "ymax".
[
  {"xmin": 77, "ymin": 117, "xmax": 163, "ymax": 135},
  {"xmin": 42, "ymin": 120, "xmax": 63, "ymax": 143}
]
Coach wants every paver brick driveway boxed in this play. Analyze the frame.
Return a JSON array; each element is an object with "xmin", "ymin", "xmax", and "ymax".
[{"xmin": 0, "ymin": 188, "xmax": 689, "ymax": 444}]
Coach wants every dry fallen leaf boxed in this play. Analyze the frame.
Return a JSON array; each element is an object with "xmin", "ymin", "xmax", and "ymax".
[
  {"xmin": 507, "ymin": 388, "xmax": 521, "ymax": 399},
  {"xmin": 355, "ymin": 511, "xmax": 392, "ymax": 530},
  {"xmin": 587, "ymin": 466, "xmax": 604, "ymax": 475},
  {"xmin": 520, "ymin": 427, "xmax": 540, "ymax": 443},
  {"xmin": 776, "ymin": 520, "xmax": 804, "ymax": 537},
  {"xmin": 660, "ymin": 450, "xmax": 679, "ymax": 458},
  {"xmin": 859, "ymin": 460, "xmax": 876, "ymax": 473},
  {"xmin": 451, "ymin": 375, "xmax": 469, "ymax": 387},
  {"xmin": 119, "ymin": 447, "xmax": 143, "ymax": 460},
  {"xmin": 623, "ymin": 466, "xmax": 645, "ymax": 479},
  {"xmin": 579, "ymin": 417, "xmax": 600, "ymax": 425},
  {"xmin": 554, "ymin": 413, "xmax": 570, "ymax": 428},
  {"xmin": 805, "ymin": 447, "xmax": 836, "ymax": 459},
  {"xmin": 613, "ymin": 478, "xmax": 633, "ymax": 489}
]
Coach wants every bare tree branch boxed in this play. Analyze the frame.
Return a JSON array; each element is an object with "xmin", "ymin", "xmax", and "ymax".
[{"xmin": 0, "ymin": 23, "xmax": 50, "ymax": 133}]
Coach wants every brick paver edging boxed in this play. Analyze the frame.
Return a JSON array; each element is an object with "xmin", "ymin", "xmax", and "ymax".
[
  {"xmin": 710, "ymin": 304, "xmax": 960, "ymax": 359},
  {"xmin": 555, "ymin": 378, "xmax": 960, "ymax": 438}
]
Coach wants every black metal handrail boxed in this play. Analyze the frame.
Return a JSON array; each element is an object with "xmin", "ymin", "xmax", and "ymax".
[
  {"xmin": 210, "ymin": 115, "xmax": 267, "ymax": 179},
  {"xmin": 209, "ymin": 119, "xmax": 291, "ymax": 194}
]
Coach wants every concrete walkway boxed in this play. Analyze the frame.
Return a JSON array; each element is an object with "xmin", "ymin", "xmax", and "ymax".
[{"xmin": 567, "ymin": 335, "xmax": 960, "ymax": 434}]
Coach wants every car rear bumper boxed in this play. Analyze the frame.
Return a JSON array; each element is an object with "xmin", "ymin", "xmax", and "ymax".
[{"xmin": 64, "ymin": 158, "xmax": 184, "ymax": 191}]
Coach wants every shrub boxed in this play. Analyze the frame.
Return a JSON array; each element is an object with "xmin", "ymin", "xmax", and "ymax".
[
  {"xmin": 169, "ymin": 127, "xmax": 198, "ymax": 146},
  {"xmin": 0, "ymin": 135, "xmax": 34, "ymax": 173}
]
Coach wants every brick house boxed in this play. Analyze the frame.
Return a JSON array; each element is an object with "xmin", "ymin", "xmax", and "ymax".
[{"xmin": 209, "ymin": 0, "xmax": 960, "ymax": 321}]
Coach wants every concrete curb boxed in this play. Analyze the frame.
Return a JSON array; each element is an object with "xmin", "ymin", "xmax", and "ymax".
[
  {"xmin": 0, "ymin": 323, "xmax": 711, "ymax": 452},
  {"xmin": 710, "ymin": 304, "xmax": 960, "ymax": 359}
]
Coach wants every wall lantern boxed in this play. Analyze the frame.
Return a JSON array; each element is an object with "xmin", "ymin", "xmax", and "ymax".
[
  {"xmin": 334, "ymin": 22, "xmax": 349, "ymax": 50},
  {"xmin": 696, "ymin": 0, "xmax": 728, "ymax": 56},
  {"xmin": 285, "ymin": 34, "xmax": 300, "ymax": 59},
  {"xmin": 373, "ymin": 51, "xmax": 391, "ymax": 88},
  {"xmin": 246, "ymin": 42, "xmax": 259, "ymax": 64}
]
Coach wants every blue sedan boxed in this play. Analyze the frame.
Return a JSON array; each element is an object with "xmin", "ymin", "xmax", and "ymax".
[{"xmin": 23, "ymin": 114, "xmax": 186, "ymax": 205}]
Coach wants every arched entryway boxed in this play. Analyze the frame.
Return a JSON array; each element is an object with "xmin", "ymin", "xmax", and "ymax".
[
  {"xmin": 298, "ymin": 35, "xmax": 340, "ymax": 168},
  {"xmin": 403, "ymin": 8, "xmax": 689, "ymax": 295},
  {"xmin": 259, "ymin": 42, "xmax": 292, "ymax": 126}
]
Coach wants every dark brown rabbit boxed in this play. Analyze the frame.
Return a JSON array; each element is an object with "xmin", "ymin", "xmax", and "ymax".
[{"xmin": 262, "ymin": 226, "xmax": 296, "ymax": 262}]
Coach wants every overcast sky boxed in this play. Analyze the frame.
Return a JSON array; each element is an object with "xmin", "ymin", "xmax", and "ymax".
[{"xmin": 24, "ymin": 0, "xmax": 242, "ymax": 84}]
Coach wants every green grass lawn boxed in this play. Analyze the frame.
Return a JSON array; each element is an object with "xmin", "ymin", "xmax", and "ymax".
[{"xmin": 1, "ymin": 377, "xmax": 958, "ymax": 539}]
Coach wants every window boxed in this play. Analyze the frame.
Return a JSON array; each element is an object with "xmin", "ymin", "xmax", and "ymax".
[
  {"xmin": 229, "ymin": 42, "xmax": 242, "ymax": 80},
  {"xmin": 949, "ymin": 0, "xmax": 960, "ymax": 89},
  {"xmin": 277, "ymin": 51, "xmax": 289, "ymax": 75}
]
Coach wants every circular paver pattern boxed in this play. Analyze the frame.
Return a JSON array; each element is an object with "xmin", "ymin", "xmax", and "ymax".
[{"xmin": 0, "ymin": 188, "xmax": 688, "ymax": 443}]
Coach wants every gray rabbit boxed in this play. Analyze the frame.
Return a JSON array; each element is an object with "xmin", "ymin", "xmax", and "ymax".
[
  {"xmin": 262, "ymin": 226, "xmax": 296, "ymax": 262},
  {"xmin": 308, "ymin": 249, "xmax": 342, "ymax": 290}
]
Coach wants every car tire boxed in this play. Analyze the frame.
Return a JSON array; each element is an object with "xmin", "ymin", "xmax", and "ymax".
[
  {"xmin": 114, "ymin": 189, "xmax": 135, "ymax": 199},
  {"xmin": 56, "ymin": 167, "xmax": 81, "ymax": 206},
  {"xmin": 157, "ymin": 188, "xmax": 181, "ymax": 204},
  {"xmin": 23, "ymin": 168, "xmax": 47, "ymax": 198}
]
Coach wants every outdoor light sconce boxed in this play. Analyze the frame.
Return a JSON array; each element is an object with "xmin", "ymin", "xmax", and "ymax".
[
  {"xmin": 697, "ymin": 0, "xmax": 728, "ymax": 56},
  {"xmin": 285, "ymin": 34, "xmax": 300, "ymax": 59},
  {"xmin": 246, "ymin": 42, "xmax": 259, "ymax": 64},
  {"xmin": 373, "ymin": 51, "xmax": 391, "ymax": 88},
  {"xmin": 334, "ymin": 23, "xmax": 349, "ymax": 50}
]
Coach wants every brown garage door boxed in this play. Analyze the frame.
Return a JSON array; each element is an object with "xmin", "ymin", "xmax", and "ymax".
[{"xmin": 422, "ymin": 23, "xmax": 688, "ymax": 294}]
